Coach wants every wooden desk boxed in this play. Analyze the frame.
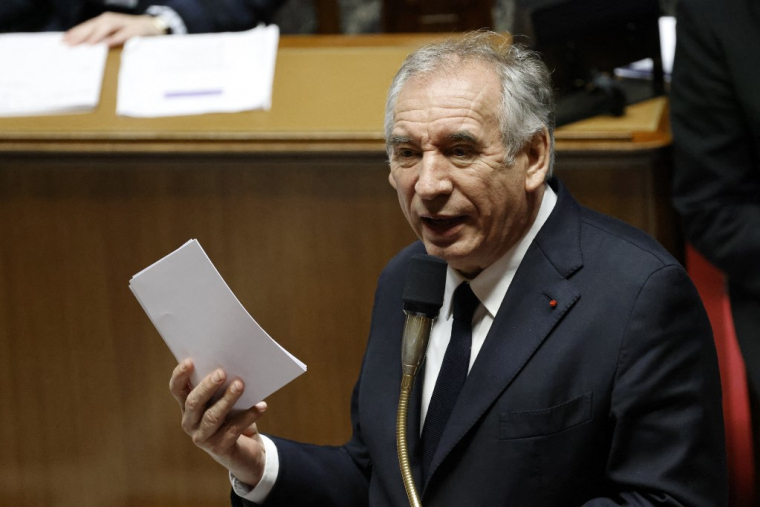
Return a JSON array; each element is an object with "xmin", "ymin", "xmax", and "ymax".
[
  {"xmin": 0, "ymin": 35, "xmax": 675, "ymax": 506},
  {"xmin": 0, "ymin": 34, "xmax": 670, "ymax": 154}
]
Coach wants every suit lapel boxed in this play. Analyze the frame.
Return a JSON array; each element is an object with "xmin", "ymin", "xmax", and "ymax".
[{"xmin": 423, "ymin": 178, "xmax": 584, "ymax": 488}]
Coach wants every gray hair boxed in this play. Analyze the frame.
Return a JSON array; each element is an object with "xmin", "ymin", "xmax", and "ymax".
[{"xmin": 384, "ymin": 31, "xmax": 556, "ymax": 176}]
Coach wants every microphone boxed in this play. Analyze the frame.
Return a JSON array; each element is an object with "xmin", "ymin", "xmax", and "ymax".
[
  {"xmin": 400, "ymin": 254, "xmax": 448, "ymax": 378},
  {"xmin": 397, "ymin": 254, "xmax": 446, "ymax": 507}
]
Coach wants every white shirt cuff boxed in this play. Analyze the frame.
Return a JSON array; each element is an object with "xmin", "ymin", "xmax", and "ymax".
[
  {"xmin": 145, "ymin": 6, "xmax": 188, "ymax": 35},
  {"xmin": 229, "ymin": 435, "xmax": 280, "ymax": 503}
]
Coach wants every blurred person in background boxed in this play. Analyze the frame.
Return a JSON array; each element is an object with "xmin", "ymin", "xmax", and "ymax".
[
  {"xmin": 0, "ymin": 0, "xmax": 286, "ymax": 46},
  {"xmin": 671, "ymin": 0, "xmax": 760, "ymax": 482}
]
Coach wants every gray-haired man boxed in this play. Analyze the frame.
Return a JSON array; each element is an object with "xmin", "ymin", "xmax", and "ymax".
[{"xmin": 171, "ymin": 32, "xmax": 727, "ymax": 507}]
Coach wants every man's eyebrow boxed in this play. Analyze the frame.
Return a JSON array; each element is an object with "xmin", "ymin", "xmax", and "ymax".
[
  {"xmin": 449, "ymin": 131, "xmax": 478, "ymax": 143},
  {"xmin": 388, "ymin": 135, "xmax": 411, "ymax": 146}
]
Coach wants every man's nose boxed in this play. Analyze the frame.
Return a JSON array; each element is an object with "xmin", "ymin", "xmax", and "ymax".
[{"xmin": 414, "ymin": 152, "xmax": 453, "ymax": 199}]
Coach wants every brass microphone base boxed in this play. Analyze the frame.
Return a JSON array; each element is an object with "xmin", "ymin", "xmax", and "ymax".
[{"xmin": 397, "ymin": 373, "xmax": 423, "ymax": 507}]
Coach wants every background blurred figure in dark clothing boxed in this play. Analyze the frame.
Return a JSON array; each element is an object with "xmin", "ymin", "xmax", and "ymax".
[
  {"xmin": 0, "ymin": 0, "xmax": 285, "ymax": 46},
  {"xmin": 671, "ymin": 0, "xmax": 760, "ymax": 452}
]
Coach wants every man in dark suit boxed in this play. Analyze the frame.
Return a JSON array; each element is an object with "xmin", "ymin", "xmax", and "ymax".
[
  {"xmin": 0, "ymin": 0, "xmax": 284, "ymax": 46},
  {"xmin": 169, "ymin": 32, "xmax": 727, "ymax": 506},
  {"xmin": 671, "ymin": 0, "xmax": 760, "ymax": 492},
  {"xmin": 671, "ymin": 0, "xmax": 760, "ymax": 413}
]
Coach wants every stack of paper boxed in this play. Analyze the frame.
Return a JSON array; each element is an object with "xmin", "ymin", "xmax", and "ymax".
[
  {"xmin": 0, "ymin": 33, "xmax": 107, "ymax": 117},
  {"xmin": 117, "ymin": 25, "xmax": 279, "ymax": 117},
  {"xmin": 130, "ymin": 239, "xmax": 306, "ymax": 411}
]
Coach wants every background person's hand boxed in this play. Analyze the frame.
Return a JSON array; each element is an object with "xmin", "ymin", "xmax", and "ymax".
[
  {"xmin": 169, "ymin": 359, "xmax": 269, "ymax": 487},
  {"xmin": 63, "ymin": 12, "xmax": 166, "ymax": 47}
]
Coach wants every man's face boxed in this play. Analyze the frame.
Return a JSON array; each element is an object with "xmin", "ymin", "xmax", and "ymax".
[{"xmin": 388, "ymin": 62, "xmax": 548, "ymax": 277}]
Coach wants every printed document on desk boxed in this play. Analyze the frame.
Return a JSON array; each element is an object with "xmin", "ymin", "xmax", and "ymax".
[
  {"xmin": 130, "ymin": 239, "xmax": 306, "ymax": 411},
  {"xmin": 0, "ymin": 33, "xmax": 107, "ymax": 117},
  {"xmin": 117, "ymin": 25, "xmax": 279, "ymax": 117}
]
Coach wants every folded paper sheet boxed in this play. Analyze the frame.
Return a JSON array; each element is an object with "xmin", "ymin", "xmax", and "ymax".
[
  {"xmin": 117, "ymin": 25, "xmax": 279, "ymax": 117},
  {"xmin": 130, "ymin": 239, "xmax": 306, "ymax": 411},
  {"xmin": 0, "ymin": 33, "xmax": 107, "ymax": 117}
]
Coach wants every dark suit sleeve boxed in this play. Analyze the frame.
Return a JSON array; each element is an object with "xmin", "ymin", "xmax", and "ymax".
[
  {"xmin": 671, "ymin": 0, "xmax": 760, "ymax": 295},
  {"xmin": 0, "ymin": 0, "xmax": 50, "ymax": 32},
  {"xmin": 582, "ymin": 266, "xmax": 727, "ymax": 506},
  {"xmin": 230, "ymin": 363, "xmax": 372, "ymax": 507},
  {"xmin": 146, "ymin": 0, "xmax": 286, "ymax": 33}
]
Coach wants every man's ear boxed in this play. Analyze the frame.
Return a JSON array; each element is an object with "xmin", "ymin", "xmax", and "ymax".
[{"xmin": 524, "ymin": 127, "xmax": 551, "ymax": 192}]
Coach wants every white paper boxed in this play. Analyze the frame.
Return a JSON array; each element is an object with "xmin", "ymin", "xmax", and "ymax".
[
  {"xmin": 130, "ymin": 239, "xmax": 306, "ymax": 411},
  {"xmin": 0, "ymin": 33, "xmax": 107, "ymax": 117},
  {"xmin": 658, "ymin": 16, "xmax": 676, "ymax": 75},
  {"xmin": 117, "ymin": 25, "xmax": 279, "ymax": 117}
]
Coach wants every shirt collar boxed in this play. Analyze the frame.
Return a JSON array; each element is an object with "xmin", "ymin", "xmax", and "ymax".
[{"xmin": 441, "ymin": 183, "xmax": 558, "ymax": 320}]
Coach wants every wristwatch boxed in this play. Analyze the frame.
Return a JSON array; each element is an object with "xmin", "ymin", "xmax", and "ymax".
[{"xmin": 150, "ymin": 14, "xmax": 171, "ymax": 34}]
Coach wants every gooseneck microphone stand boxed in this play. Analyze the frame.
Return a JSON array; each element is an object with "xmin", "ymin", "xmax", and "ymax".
[{"xmin": 396, "ymin": 255, "xmax": 447, "ymax": 507}]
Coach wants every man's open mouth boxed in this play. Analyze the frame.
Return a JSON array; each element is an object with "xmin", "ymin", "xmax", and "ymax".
[{"xmin": 422, "ymin": 216, "xmax": 466, "ymax": 229}]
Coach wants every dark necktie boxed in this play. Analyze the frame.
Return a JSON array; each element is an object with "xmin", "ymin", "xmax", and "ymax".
[{"xmin": 420, "ymin": 281, "xmax": 480, "ymax": 483}]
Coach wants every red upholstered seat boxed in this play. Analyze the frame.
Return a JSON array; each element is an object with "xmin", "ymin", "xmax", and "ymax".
[{"xmin": 687, "ymin": 245, "xmax": 755, "ymax": 507}]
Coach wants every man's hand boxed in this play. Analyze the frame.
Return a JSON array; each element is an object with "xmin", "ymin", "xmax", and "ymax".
[
  {"xmin": 169, "ymin": 359, "xmax": 269, "ymax": 487},
  {"xmin": 63, "ymin": 12, "xmax": 166, "ymax": 47}
]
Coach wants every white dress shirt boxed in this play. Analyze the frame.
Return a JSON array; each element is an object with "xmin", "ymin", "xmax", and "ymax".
[{"xmin": 233, "ymin": 184, "xmax": 558, "ymax": 502}]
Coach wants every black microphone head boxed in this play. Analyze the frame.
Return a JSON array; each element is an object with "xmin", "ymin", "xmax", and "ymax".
[{"xmin": 402, "ymin": 254, "xmax": 447, "ymax": 318}]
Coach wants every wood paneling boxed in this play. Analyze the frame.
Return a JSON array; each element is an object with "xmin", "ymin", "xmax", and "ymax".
[
  {"xmin": 382, "ymin": 0, "xmax": 495, "ymax": 33},
  {"xmin": 0, "ymin": 153, "xmax": 416, "ymax": 506}
]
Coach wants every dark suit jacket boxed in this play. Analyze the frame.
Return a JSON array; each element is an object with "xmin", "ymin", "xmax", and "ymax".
[
  {"xmin": 671, "ymin": 0, "xmax": 760, "ymax": 395},
  {"xmin": 0, "ymin": 0, "xmax": 284, "ymax": 33},
  {"xmin": 234, "ymin": 178, "xmax": 727, "ymax": 506},
  {"xmin": 671, "ymin": 0, "xmax": 760, "ymax": 297}
]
